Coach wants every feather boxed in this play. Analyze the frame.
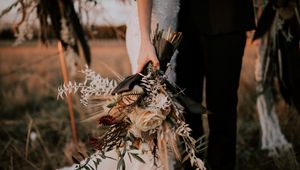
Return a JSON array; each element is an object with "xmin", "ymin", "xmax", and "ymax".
[
  {"xmin": 112, "ymin": 74, "xmax": 142, "ymax": 94},
  {"xmin": 166, "ymin": 124, "xmax": 181, "ymax": 161},
  {"xmin": 157, "ymin": 123, "xmax": 169, "ymax": 170},
  {"xmin": 253, "ymin": 2, "xmax": 277, "ymax": 41},
  {"xmin": 64, "ymin": 0, "xmax": 91, "ymax": 65},
  {"xmin": 38, "ymin": 0, "xmax": 91, "ymax": 65},
  {"xmin": 82, "ymin": 95, "xmax": 115, "ymax": 122}
]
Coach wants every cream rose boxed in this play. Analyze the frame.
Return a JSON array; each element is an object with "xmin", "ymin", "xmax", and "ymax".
[{"xmin": 131, "ymin": 107, "xmax": 166, "ymax": 132}]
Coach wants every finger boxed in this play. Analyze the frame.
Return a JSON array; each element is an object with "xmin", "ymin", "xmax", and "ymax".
[{"xmin": 151, "ymin": 57, "xmax": 160, "ymax": 70}]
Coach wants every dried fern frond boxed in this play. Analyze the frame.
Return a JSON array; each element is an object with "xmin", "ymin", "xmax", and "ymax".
[{"xmin": 57, "ymin": 65, "xmax": 117, "ymax": 106}]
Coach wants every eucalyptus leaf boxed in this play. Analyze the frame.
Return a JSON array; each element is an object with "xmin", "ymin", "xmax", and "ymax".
[
  {"xmin": 129, "ymin": 145, "xmax": 138, "ymax": 150},
  {"xmin": 117, "ymin": 158, "xmax": 125, "ymax": 170},
  {"xmin": 130, "ymin": 153, "xmax": 146, "ymax": 164},
  {"xmin": 127, "ymin": 152, "xmax": 132, "ymax": 162},
  {"xmin": 96, "ymin": 158, "xmax": 102, "ymax": 164},
  {"xmin": 116, "ymin": 148, "xmax": 121, "ymax": 156},
  {"xmin": 107, "ymin": 102, "xmax": 117, "ymax": 108},
  {"xmin": 93, "ymin": 160, "xmax": 99, "ymax": 169},
  {"xmin": 84, "ymin": 165, "xmax": 91, "ymax": 170}
]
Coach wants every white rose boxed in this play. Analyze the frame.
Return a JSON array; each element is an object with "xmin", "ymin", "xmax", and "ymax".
[{"xmin": 131, "ymin": 107, "xmax": 166, "ymax": 132}]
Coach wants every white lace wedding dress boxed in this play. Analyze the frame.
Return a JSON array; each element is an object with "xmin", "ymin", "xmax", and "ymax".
[
  {"xmin": 59, "ymin": 0, "xmax": 180, "ymax": 169},
  {"xmin": 126, "ymin": 0, "xmax": 180, "ymax": 76}
]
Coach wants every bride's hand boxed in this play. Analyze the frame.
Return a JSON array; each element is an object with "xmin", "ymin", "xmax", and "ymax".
[{"xmin": 136, "ymin": 40, "xmax": 160, "ymax": 73}]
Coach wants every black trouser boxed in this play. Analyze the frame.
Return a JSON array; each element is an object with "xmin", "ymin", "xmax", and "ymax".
[{"xmin": 175, "ymin": 30, "xmax": 246, "ymax": 170}]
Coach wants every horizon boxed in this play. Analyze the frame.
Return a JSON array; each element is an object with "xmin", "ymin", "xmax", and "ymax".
[{"xmin": 0, "ymin": 0, "xmax": 129, "ymax": 29}]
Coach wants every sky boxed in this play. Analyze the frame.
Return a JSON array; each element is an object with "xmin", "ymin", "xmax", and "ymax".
[{"xmin": 0, "ymin": 0, "xmax": 129, "ymax": 27}]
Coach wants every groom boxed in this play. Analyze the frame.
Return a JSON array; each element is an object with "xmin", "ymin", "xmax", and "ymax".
[{"xmin": 176, "ymin": 0, "xmax": 256, "ymax": 169}]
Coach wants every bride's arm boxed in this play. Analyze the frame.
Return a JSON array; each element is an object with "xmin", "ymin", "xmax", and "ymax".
[{"xmin": 136, "ymin": 0, "xmax": 159, "ymax": 73}]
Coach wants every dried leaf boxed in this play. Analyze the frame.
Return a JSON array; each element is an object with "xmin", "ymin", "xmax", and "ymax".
[
  {"xmin": 78, "ymin": 152, "xmax": 85, "ymax": 160},
  {"xmin": 72, "ymin": 156, "xmax": 80, "ymax": 164}
]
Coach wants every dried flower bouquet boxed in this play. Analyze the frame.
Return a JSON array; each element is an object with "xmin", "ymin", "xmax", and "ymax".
[{"xmin": 58, "ymin": 27, "xmax": 206, "ymax": 170}]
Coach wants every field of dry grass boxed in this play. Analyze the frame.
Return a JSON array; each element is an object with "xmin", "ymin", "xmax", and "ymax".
[{"xmin": 0, "ymin": 39, "xmax": 299, "ymax": 170}]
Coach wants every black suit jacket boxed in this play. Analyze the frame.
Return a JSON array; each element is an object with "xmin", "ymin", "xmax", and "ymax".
[{"xmin": 178, "ymin": 0, "xmax": 256, "ymax": 35}]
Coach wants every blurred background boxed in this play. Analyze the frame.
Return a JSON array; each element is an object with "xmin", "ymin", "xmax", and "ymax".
[{"xmin": 0, "ymin": 0, "xmax": 299, "ymax": 170}]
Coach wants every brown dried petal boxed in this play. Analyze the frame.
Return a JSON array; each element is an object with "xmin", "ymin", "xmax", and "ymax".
[{"xmin": 98, "ymin": 115, "xmax": 115, "ymax": 126}]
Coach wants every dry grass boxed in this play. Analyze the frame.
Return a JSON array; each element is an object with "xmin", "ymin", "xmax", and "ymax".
[
  {"xmin": 0, "ymin": 40, "xmax": 130, "ymax": 170},
  {"xmin": 237, "ymin": 43, "xmax": 300, "ymax": 170},
  {"xmin": 0, "ymin": 39, "xmax": 299, "ymax": 170}
]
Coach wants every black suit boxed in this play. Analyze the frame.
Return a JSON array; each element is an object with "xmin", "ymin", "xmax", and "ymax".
[
  {"xmin": 176, "ymin": 0, "xmax": 255, "ymax": 169},
  {"xmin": 178, "ymin": 0, "xmax": 255, "ymax": 35}
]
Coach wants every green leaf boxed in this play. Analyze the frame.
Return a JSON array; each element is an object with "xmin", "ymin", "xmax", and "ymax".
[
  {"xmin": 93, "ymin": 160, "xmax": 99, "ymax": 169},
  {"xmin": 127, "ymin": 152, "xmax": 132, "ymax": 162},
  {"xmin": 116, "ymin": 148, "xmax": 121, "ymax": 156},
  {"xmin": 106, "ymin": 155, "xmax": 116, "ymax": 160},
  {"xmin": 88, "ymin": 164, "xmax": 94, "ymax": 170},
  {"xmin": 87, "ymin": 151, "xmax": 91, "ymax": 156},
  {"xmin": 127, "ymin": 132, "xmax": 135, "ymax": 141},
  {"xmin": 96, "ymin": 158, "xmax": 102, "ymax": 164},
  {"xmin": 100, "ymin": 154, "xmax": 106, "ymax": 159},
  {"xmin": 129, "ymin": 145, "xmax": 138, "ymax": 150},
  {"xmin": 107, "ymin": 102, "xmax": 116, "ymax": 108},
  {"xmin": 123, "ymin": 161, "xmax": 126, "ymax": 170},
  {"xmin": 117, "ymin": 158, "xmax": 125, "ymax": 170},
  {"xmin": 84, "ymin": 165, "xmax": 91, "ymax": 170},
  {"xmin": 130, "ymin": 153, "xmax": 146, "ymax": 164},
  {"xmin": 121, "ymin": 147, "xmax": 127, "ymax": 157}
]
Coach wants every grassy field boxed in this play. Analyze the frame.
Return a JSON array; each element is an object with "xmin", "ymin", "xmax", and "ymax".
[{"xmin": 0, "ymin": 40, "xmax": 299, "ymax": 170}]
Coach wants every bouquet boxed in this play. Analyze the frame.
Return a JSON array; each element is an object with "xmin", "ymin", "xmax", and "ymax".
[{"xmin": 58, "ymin": 27, "xmax": 206, "ymax": 170}]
